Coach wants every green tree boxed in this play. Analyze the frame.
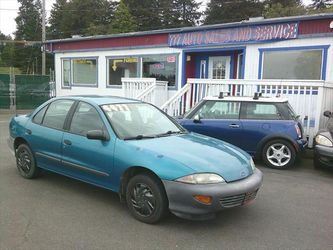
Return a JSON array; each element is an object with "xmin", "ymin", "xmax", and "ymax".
[
  {"xmin": 264, "ymin": 5, "xmax": 303, "ymax": 18},
  {"xmin": 14, "ymin": 0, "xmax": 43, "ymax": 74},
  {"xmin": 109, "ymin": 0, "xmax": 137, "ymax": 34},
  {"xmin": 0, "ymin": 31, "xmax": 14, "ymax": 67},
  {"xmin": 124, "ymin": 0, "xmax": 163, "ymax": 31},
  {"xmin": 204, "ymin": 0, "xmax": 264, "ymax": 25},
  {"xmin": 48, "ymin": 0, "xmax": 67, "ymax": 39},
  {"xmin": 174, "ymin": 0, "xmax": 201, "ymax": 26},
  {"xmin": 48, "ymin": 0, "xmax": 116, "ymax": 38},
  {"xmin": 309, "ymin": 0, "xmax": 332, "ymax": 10}
]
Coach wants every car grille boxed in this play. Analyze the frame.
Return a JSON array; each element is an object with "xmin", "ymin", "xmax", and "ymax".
[{"xmin": 220, "ymin": 190, "xmax": 258, "ymax": 208}]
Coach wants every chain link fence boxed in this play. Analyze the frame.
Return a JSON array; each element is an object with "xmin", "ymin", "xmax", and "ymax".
[{"xmin": 0, "ymin": 69, "xmax": 55, "ymax": 113}]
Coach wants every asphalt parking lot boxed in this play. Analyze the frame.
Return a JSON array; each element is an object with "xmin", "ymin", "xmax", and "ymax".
[{"xmin": 0, "ymin": 112, "xmax": 333, "ymax": 250}]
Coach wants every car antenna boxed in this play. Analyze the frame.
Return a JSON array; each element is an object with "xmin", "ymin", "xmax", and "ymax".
[
  {"xmin": 253, "ymin": 92, "xmax": 261, "ymax": 100},
  {"xmin": 219, "ymin": 91, "xmax": 230, "ymax": 99}
]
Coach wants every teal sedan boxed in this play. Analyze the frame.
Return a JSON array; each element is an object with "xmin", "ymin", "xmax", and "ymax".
[{"xmin": 8, "ymin": 96, "xmax": 263, "ymax": 223}]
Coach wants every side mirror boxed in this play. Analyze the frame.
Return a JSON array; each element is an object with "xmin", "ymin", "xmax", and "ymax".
[
  {"xmin": 86, "ymin": 130, "xmax": 109, "ymax": 141},
  {"xmin": 323, "ymin": 111, "xmax": 332, "ymax": 118},
  {"xmin": 193, "ymin": 114, "xmax": 201, "ymax": 123}
]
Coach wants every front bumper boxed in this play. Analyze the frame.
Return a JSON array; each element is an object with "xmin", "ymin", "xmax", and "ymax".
[
  {"xmin": 163, "ymin": 168, "xmax": 263, "ymax": 220},
  {"xmin": 314, "ymin": 144, "xmax": 333, "ymax": 168},
  {"xmin": 296, "ymin": 138, "xmax": 308, "ymax": 151}
]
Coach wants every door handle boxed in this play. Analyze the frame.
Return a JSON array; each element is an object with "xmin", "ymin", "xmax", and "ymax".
[
  {"xmin": 229, "ymin": 124, "xmax": 240, "ymax": 128},
  {"xmin": 64, "ymin": 139, "xmax": 72, "ymax": 145}
]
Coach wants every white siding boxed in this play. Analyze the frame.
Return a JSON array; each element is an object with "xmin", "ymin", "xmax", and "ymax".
[
  {"xmin": 54, "ymin": 46, "xmax": 183, "ymax": 97},
  {"xmin": 244, "ymin": 37, "xmax": 333, "ymax": 81}
]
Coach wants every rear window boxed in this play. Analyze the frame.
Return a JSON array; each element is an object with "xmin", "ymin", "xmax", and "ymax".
[{"xmin": 241, "ymin": 102, "xmax": 282, "ymax": 120}]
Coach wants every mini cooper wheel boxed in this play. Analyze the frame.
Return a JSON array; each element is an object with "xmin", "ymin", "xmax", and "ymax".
[
  {"xmin": 126, "ymin": 174, "xmax": 168, "ymax": 224},
  {"xmin": 16, "ymin": 144, "xmax": 40, "ymax": 179},
  {"xmin": 262, "ymin": 140, "xmax": 296, "ymax": 169}
]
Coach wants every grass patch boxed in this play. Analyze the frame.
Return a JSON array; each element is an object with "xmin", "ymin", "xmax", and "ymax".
[{"xmin": 0, "ymin": 67, "xmax": 22, "ymax": 74}]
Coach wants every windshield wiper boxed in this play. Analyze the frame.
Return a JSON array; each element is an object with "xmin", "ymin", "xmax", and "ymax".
[
  {"xmin": 123, "ymin": 135, "xmax": 156, "ymax": 140},
  {"xmin": 156, "ymin": 130, "xmax": 185, "ymax": 137}
]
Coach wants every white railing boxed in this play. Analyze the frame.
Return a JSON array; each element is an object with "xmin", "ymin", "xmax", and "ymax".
[
  {"xmin": 161, "ymin": 78, "xmax": 333, "ymax": 147},
  {"xmin": 135, "ymin": 81, "xmax": 168, "ymax": 107},
  {"xmin": 121, "ymin": 78, "xmax": 156, "ymax": 99}
]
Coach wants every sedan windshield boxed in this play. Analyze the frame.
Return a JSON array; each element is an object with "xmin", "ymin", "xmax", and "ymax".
[{"xmin": 102, "ymin": 103, "xmax": 184, "ymax": 139}]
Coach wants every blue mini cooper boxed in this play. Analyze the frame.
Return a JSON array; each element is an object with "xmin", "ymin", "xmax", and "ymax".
[
  {"xmin": 8, "ymin": 96, "xmax": 263, "ymax": 223},
  {"xmin": 179, "ymin": 95, "xmax": 307, "ymax": 169}
]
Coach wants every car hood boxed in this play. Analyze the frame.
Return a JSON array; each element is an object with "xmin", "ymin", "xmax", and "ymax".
[{"xmin": 127, "ymin": 133, "xmax": 253, "ymax": 182}]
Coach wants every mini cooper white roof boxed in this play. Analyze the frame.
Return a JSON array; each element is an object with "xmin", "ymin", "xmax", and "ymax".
[{"xmin": 203, "ymin": 95, "xmax": 289, "ymax": 103}]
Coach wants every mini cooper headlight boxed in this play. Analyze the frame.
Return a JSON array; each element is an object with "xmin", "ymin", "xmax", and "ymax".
[
  {"xmin": 175, "ymin": 173, "xmax": 225, "ymax": 184},
  {"xmin": 315, "ymin": 135, "xmax": 333, "ymax": 147},
  {"xmin": 250, "ymin": 158, "xmax": 255, "ymax": 171}
]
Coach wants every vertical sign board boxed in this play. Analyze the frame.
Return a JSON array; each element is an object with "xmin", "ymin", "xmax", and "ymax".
[{"xmin": 168, "ymin": 22, "xmax": 299, "ymax": 47}]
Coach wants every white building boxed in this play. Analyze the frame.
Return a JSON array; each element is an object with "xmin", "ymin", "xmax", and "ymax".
[{"xmin": 46, "ymin": 13, "xmax": 333, "ymax": 145}]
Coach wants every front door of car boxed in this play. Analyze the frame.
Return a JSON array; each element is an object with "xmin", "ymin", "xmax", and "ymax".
[
  {"xmin": 61, "ymin": 101, "xmax": 114, "ymax": 188},
  {"xmin": 27, "ymin": 99, "xmax": 75, "ymax": 171},
  {"xmin": 182, "ymin": 100, "xmax": 243, "ymax": 148}
]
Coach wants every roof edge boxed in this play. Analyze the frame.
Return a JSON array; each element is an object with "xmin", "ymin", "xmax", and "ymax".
[{"xmin": 46, "ymin": 12, "xmax": 333, "ymax": 44}]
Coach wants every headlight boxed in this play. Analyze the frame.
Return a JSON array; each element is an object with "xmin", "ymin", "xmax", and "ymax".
[
  {"xmin": 175, "ymin": 173, "xmax": 225, "ymax": 184},
  {"xmin": 250, "ymin": 158, "xmax": 255, "ymax": 171},
  {"xmin": 315, "ymin": 135, "xmax": 333, "ymax": 147}
]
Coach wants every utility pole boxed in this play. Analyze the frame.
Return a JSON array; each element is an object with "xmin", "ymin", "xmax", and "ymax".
[{"xmin": 42, "ymin": 0, "xmax": 46, "ymax": 75}]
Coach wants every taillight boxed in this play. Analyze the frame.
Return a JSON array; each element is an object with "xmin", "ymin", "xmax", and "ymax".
[{"xmin": 295, "ymin": 124, "xmax": 302, "ymax": 138}]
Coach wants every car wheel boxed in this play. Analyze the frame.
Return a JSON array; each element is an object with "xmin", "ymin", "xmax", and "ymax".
[
  {"xmin": 262, "ymin": 139, "xmax": 296, "ymax": 169},
  {"xmin": 16, "ymin": 144, "xmax": 40, "ymax": 179},
  {"xmin": 126, "ymin": 174, "xmax": 168, "ymax": 224}
]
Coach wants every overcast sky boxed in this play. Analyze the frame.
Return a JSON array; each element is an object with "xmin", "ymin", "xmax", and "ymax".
[{"xmin": 0, "ymin": 0, "xmax": 313, "ymax": 37}]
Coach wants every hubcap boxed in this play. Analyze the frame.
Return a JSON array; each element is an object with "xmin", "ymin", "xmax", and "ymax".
[
  {"xmin": 130, "ymin": 183, "xmax": 155, "ymax": 217},
  {"xmin": 17, "ymin": 149, "xmax": 31, "ymax": 173},
  {"xmin": 266, "ymin": 143, "xmax": 291, "ymax": 167}
]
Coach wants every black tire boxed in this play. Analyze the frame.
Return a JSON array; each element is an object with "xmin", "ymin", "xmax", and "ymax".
[
  {"xmin": 126, "ymin": 174, "xmax": 168, "ymax": 224},
  {"xmin": 262, "ymin": 139, "xmax": 296, "ymax": 169},
  {"xmin": 16, "ymin": 144, "xmax": 40, "ymax": 179}
]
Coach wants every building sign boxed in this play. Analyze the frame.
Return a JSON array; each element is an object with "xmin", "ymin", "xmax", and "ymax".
[{"xmin": 168, "ymin": 22, "xmax": 298, "ymax": 47}]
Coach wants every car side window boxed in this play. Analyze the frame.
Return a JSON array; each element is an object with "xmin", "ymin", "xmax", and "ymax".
[
  {"xmin": 33, "ymin": 105, "xmax": 48, "ymax": 124},
  {"xmin": 193, "ymin": 101, "xmax": 240, "ymax": 119},
  {"xmin": 42, "ymin": 100, "xmax": 75, "ymax": 129},
  {"xmin": 70, "ymin": 102, "xmax": 105, "ymax": 136},
  {"xmin": 242, "ymin": 102, "xmax": 281, "ymax": 120}
]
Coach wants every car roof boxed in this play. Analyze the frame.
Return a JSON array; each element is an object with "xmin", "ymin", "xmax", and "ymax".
[
  {"xmin": 55, "ymin": 95, "xmax": 141, "ymax": 105},
  {"xmin": 203, "ymin": 96, "xmax": 289, "ymax": 103}
]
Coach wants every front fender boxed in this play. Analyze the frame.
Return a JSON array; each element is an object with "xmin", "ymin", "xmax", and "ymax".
[
  {"xmin": 111, "ymin": 139, "xmax": 195, "ymax": 192},
  {"xmin": 255, "ymin": 133, "xmax": 299, "ymax": 159}
]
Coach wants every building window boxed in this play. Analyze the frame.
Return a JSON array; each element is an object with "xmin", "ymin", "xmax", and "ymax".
[
  {"xmin": 108, "ymin": 57, "xmax": 138, "ymax": 86},
  {"xmin": 142, "ymin": 55, "xmax": 177, "ymax": 87},
  {"xmin": 72, "ymin": 58, "xmax": 97, "ymax": 85},
  {"xmin": 62, "ymin": 59, "xmax": 71, "ymax": 87},
  {"xmin": 262, "ymin": 49, "xmax": 323, "ymax": 80}
]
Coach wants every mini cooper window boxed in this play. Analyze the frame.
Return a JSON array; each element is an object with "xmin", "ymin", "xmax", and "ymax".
[
  {"xmin": 33, "ymin": 105, "xmax": 48, "ymax": 124},
  {"xmin": 193, "ymin": 101, "xmax": 241, "ymax": 119},
  {"xmin": 42, "ymin": 100, "xmax": 75, "ymax": 129},
  {"xmin": 70, "ymin": 102, "xmax": 105, "ymax": 136},
  {"xmin": 242, "ymin": 103, "xmax": 281, "ymax": 120}
]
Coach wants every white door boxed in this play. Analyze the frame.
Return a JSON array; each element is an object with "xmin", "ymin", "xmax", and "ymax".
[{"xmin": 208, "ymin": 56, "xmax": 231, "ymax": 79}]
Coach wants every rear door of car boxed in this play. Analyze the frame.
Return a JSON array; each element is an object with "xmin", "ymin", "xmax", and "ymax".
[
  {"xmin": 26, "ymin": 99, "xmax": 75, "ymax": 171},
  {"xmin": 240, "ymin": 101, "xmax": 283, "ymax": 154},
  {"xmin": 181, "ymin": 100, "xmax": 243, "ymax": 148},
  {"xmin": 61, "ymin": 101, "xmax": 115, "ymax": 187}
]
